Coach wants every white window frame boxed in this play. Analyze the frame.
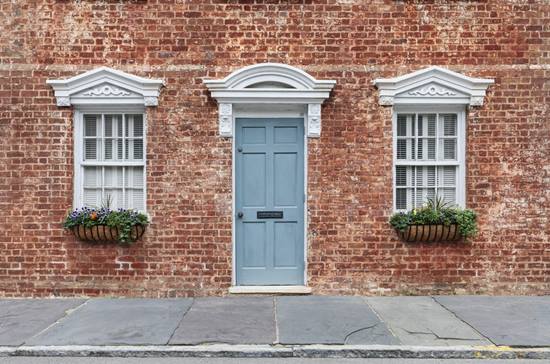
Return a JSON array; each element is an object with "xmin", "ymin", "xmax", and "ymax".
[
  {"xmin": 374, "ymin": 66, "xmax": 493, "ymax": 212},
  {"xmin": 73, "ymin": 106, "xmax": 147, "ymax": 212},
  {"xmin": 392, "ymin": 105, "xmax": 466, "ymax": 211},
  {"xmin": 47, "ymin": 67, "xmax": 163, "ymax": 212}
]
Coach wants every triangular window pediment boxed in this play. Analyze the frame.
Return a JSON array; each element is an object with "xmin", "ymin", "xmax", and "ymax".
[
  {"xmin": 47, "ymin": 67, "xmax": 164, "ymax": 107},
  {"xmin": 374, "ymin": 66, "xmax": 493, "ymax": 106}
]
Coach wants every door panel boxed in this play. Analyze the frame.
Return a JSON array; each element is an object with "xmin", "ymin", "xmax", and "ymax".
[
  {"xmin": 236, "ymin": 118, "xmax": 305, "ymax": 286},
  {"xmin": 274, "ymin": 222, "xmax": 298, "ymax": 267},
  {"xmin": 274, "ymin": 153, "xmax": 298, "ymax": 206},
  {"xmin": 242, "ymin": 153, "xmax": 266, "ymax": 206},
  {"xmin": 242, "ymin": 222, "xmax": 266, "ymax": 267}
]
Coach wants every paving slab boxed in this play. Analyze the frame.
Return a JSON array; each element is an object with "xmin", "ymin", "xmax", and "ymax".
[
  {"xmin": 434, "ymin": 295, "xmax": 550, "ymax": 346},
  {"xmin": 170, "ymin": 297, "xmax": 275, "ymax": 345},
  {"xmin": 366, "ymin": 296, "xmax": 489, "ymax": 346},
  {"xmin": 276, "ymin": 296, "xmax": 398, "ymax": 345},
  {"xmin": 26, "ymin": 298, "xmax": 193, "ymax": 346},
  {"xmin": 0, "ymin": 299, "xmax": 85, "ymax": 346}
]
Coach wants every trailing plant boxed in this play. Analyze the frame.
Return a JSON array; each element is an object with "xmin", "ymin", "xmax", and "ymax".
[
  {"xmin": 63, "ymin": 207, "xmax": 149, "ymax": 244},
  {"xmin": 389, "ymin": 196, "xmax": 478, "ymax": 239}
]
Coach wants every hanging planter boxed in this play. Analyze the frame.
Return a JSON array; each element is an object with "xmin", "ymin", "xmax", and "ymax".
[
  {"xmin": 71, "ymin": 224, "xmax": 146, "ymax": 243},
  {"xmin": 397, "ymin": 223, "xmax": 460, "ymax": 242},
  {"xmin": 390, "ymin": 197, "xmax": 477, "ymax": 243},
  {"xmin": 64, "ymin": 207, "xmax": 149, "ymax": 245}
]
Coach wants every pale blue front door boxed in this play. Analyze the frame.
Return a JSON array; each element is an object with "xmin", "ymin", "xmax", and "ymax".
[{"xmin": 235, "ymin": 118, "xmax": 305, "ymax": 286}]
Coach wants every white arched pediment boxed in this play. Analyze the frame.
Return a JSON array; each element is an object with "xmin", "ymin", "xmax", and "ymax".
[
  {"xmin": 47, "ymin": 67, "xmax": 164, "ymax": 107},
  {"xmin": 204, "ymin": 63, "xmax": 336, "ymax": 137},
  {"xmin": 374, "ymin": 66, "xmax": 493, "ymax": 106}
]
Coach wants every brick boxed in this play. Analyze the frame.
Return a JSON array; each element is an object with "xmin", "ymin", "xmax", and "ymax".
[{"xmin": 0, "ymin": 0, "xmax": 548, "ymax": 297}]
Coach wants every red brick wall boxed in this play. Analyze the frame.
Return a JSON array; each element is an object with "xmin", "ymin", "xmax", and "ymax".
[{"xmin": 1, "ymin": 0, "xmax": 548, "ymax": 297}]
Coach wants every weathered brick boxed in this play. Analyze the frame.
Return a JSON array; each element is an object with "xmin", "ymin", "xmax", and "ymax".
[{"xmin": 0, "ymin": 0, "xmax": 548, "ymax": 297}]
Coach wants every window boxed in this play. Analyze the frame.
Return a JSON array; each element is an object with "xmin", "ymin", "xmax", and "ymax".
[
  {"xmin": 76, "ymin": 112, "xmax": 146, "ymax": 211},
  {"xmin": 47, "ymin": 67, "xmax": 163, "ymax": 212},
  {"xmin": 374, "ymin": 66, "xmax": 493, "ymax": 212},
  {"xmin": 393, "ymin": 109, "xmax": 465, "ymax": 211}
]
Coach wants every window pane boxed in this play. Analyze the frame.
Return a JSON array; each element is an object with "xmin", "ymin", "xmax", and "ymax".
[
  {"xmin": 117, "ymin": 139, "xmax": 123, "ymax": 159},
  {"xmin": 397, "ymin": 139, "xmax": 407, "ymax": 159},
  {"xmin": 395, "ymin": 166, "xmax": 460, "ymax": 210},
  {"xmin": 133, "ymin": 139, "xmax": 144, "ymax": 160},
  {"xmin": 83, "ymin": 189, "xmax": 101, "ymax": 208},
  {"xmin": 416, "ymin": 188, "xmax": 435, "ymax": 207},
  {"xmin": 427, "ymin": 138, "xmax": 436, "ymax": 159},
  {"xmin": 395, "ymin": 166, "xmax": 408, "ymax": 186},
  {"xmin": 117, "ymin": 117, "xmax": 123, "ymax": 137},
  {"xmin": 394, "ymin": 112, "xmax": 462, "ymax": 211},
  {"xmin": 104, "ymin": 167, "xmax": 123, "ymax": 188},
  {"xmin": 125, "ymin": 167, "xmax": 144, "ymax": 188},
  {"xmin": 440, "ymin": 188, "xmax": 456, "ymax": 206},
  {"xmin": 439, "ymin": 166, "xmax": 456, "ymax": 187},
  {"xmin": 104, "ymin": 139, "xmax": 114, "ymax": 160},
  {"xmin": 84, "ymin": 115, "xmax": 98, "ymax": 136},
  {"xmin": 104, "ymin": 116, "xmax": 113, "ymax": 137},
  {"xmin": 84, "ymin": 139, "xmax": 97, "ymax": 160},
  {"xmin": 83, "ymin": 167, "xmax": 101, "ymax": 188},
  {"xmin": 441, "ymin": 139, "xmax": 456, "ymax": 160},
  {"xmin": 397, "ymin": 114, "xmax": 414, "ymax": 137},
  {"xmin": 395, "ymin": 188, "xmax": 408, "ymax": 210},
  {"xmin": 104, "ymin": 189, "xmax": 123, "ymax": 209},
  {"xmin": 418, "ymin": 114, "xmax": 436, "ymax": 136},
  {"xmin": 417, "ymin": 138, "xmax": 436, "ymax": 160},
  {"xmin": 415, "ymin": 166, "xmax": 436, "ymax": 187},
  {"xmin": 125, "ymin": 189, "xmax": 144, "ymax": 211},
  {"xmin": 80, "ymin": 113, "xmax": 145, "ymax": 211},
  {"xmin": 132, "ymin": 114, "xmax": 144, "ymax": 137},
  {"xmin": 125, "ymin": 139, "xmax": 130, "ymax": 160},
  {"xmin": 440, "ymin": 114, "xmax": 457, "ymax": 136},
  {"xmin": 397, "ymin": 139, "xmax": 415, "ymax": 160}
]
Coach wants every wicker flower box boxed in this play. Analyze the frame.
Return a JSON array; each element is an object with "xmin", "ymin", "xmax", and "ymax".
[
  {"xmin": 397, "ymin": 223, "xmax": 460, "ymax": 243},
  {"xmin": 64, "ymin": 207, "xmax": 148, "ymax": 245},
  {"xmin": 71, "ymin": 224, "xmax": 146, "ymax": 243}
]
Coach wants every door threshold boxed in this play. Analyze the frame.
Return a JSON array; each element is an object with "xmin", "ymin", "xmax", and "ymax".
[{"xmin": 229, "ymin": 285, "xmax": 312, "ymax": 295}]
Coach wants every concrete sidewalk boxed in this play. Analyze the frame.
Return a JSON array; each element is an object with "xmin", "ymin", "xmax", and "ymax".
[{"xmin": 0, "ymin": 296, "xmax": 549, "ymax": 358}]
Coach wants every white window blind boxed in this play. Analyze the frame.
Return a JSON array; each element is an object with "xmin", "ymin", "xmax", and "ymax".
[
  {"xmin": 78, "ymin": 113, "xmax": 146, "ymax": 211},
  {"xmin": 394, "ymin": 112, "xmax": 463, "ymax": 211}
]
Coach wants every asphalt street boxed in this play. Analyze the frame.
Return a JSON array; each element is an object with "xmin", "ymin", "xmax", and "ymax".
[{"xmin": 0, "ymin": 359, "xmax": 547, "ymax": 364}]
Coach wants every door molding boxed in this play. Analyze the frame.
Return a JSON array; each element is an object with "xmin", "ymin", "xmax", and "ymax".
[
  {"xmin": 231, "ymin": 105, "xmax": 308, "ymax": 287},
  {"xmin": 204, "ymin": 63, "xmax": 336, "ymax": 137}
]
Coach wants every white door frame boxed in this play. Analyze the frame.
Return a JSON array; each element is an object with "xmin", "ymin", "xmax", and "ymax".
[
  {"xmin": 203, "ymin": 63, "xmax": 336, "ymax": 291},
  {"xmin": 231, "ymin": 104, "xmax": 309, "ymax": 287}
]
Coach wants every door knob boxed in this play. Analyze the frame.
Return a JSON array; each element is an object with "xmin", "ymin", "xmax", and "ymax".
[
  {"xmin": 237, "ymin": 147, "xmax": 243, "ymax": 152},
  {"xmin": 237, "ymin": 212, "xmax": 244, "ymax": 218}
]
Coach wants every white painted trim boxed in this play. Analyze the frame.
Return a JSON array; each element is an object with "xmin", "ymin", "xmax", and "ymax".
[
  {"xmin": 374, "ymin": 66, "xmax": 493, "ymax": 106},
  {"xmin": 47, "ymin": 67, "xmax": 164, "ymax": 107},
  {"xmin": 204, "ymin": 63, "xmax": 335, "ymax": 137},
  {"xmin": 229, "ymin": 285, "xmax": 312, "ymax": 294},
  {"xmin": 73, "ymin": 109, "xmax": 147, "ymax": 213},
  {"xmin": 392, "ymin": 105, "xmax": 467, "ymax": 211},
  {"xmin": 231, "ymin": 106, "xmax": 308, "ymax": 288}
]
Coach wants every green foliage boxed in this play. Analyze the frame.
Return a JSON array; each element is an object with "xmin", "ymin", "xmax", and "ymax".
[
  {"xmin": 63, "ymin": 207, "xmax": 149, "ymax": 245},
  {"xmin": 389, "ymin": 196, "xmax": 478, "ymax": 239}
]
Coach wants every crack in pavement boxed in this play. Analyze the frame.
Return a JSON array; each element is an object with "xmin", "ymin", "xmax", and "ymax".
[
  {"xmin": 22, "ymin": 299, "xmax": 90, "ymax": 346},
  {"xmin": 343, "ymin": 323, "xmax": 379, "ymax": 344},
  {"xmin": 166, "ymin": 298, "xmax": 195, "ymax": 345},
  {"xmin": 402, "ymin": 328, "xmax": 483, "ymax": 341},
  {"xmin": 430, "ymin": 296, "xmax": 495, "ymax": 345}
]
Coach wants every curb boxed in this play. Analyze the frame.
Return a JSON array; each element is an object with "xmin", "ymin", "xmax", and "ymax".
[{"xmin": 1, "ymin": 345, "xmax": 550, "ymax": 359}]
